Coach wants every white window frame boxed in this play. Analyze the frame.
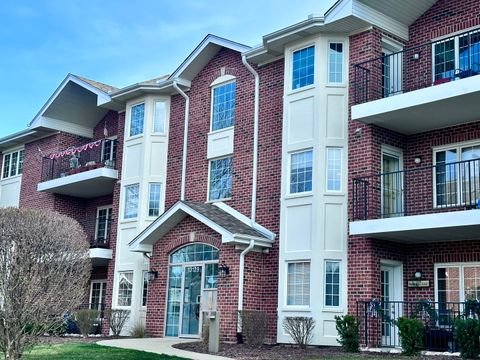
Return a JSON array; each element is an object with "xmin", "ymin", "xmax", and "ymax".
[
  {"xmin": 326, "ymin": 147, "xmax": 343, "ymax": 192},
  {"xmin": 210, "ymin": 80, "xmax": 236, "ymax": 132},
  {"xmin": 142, "ymin": 271, "xmax": 148, "ymax": 307},
  {"xmin": 431, "ymin": 29, "xmax": 480, "ymax": 82},
  {"xmin": 324, "ymin": 260, "xmax": 341, "ymax": 308},
  {"xmin": 153, "ymin": 100, "xmax": 167, "ymax": 134},
  {"xmin": 95, "ymin": 206, "xmax": 113, "ymax": 241},
  {"xmin": 89, "ymin": 279, "xmax": 107, "ymax": 311},
  {"xmin": 432, "ymin": 139, "xmax": 480, "ymax": 208},
  {"xmin": 148, "ymin": 182, "xmax": 162, "ymax": 217},
  {"xmin": 101, "ymin": 136, "xmax": 117, "ymax": 165},
  {"xmin": 123, "ymin": 183, "xmax": 140, "ymax": 220},
  {"xmin": 327, "ymin": 41, "xmax": 345, "ymax": 85},
  {"xmin": 291, "ymin": 44, "xmax": 316, "ymax": 91},
  {"xmin": 288, "ymin": 149, "xmax": 313, "ymax": 195},
  {"xmin": 1, "ymin": 148, "xmax": 24, "ymax": 179},
  {"xmin": 285, "ymin": 261, "xmax": 311, "ymax": 308},
  {"xmin": 434, "ymin": 262, "xmax": 480, "ymax": 304},
  {"xmin": 117, "ymin": 271, "xmax": 134, "ymax": 308},
  {"xmin": 207, "ymin": 155, "xmax": 233, "ymax": 202},
  {"xmin": 128, "ymin": 102, "xmax": 145, "ymax": 138}
]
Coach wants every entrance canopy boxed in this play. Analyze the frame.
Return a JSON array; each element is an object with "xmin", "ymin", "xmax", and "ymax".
[{"xmin": 128, "ymin": 201, "xmax": 275, "ymax": 253}]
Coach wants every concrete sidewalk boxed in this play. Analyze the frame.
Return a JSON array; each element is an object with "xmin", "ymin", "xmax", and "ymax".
[{"xmin": 97, "ymin": 338, "xmax": 234, "ymax": 360}]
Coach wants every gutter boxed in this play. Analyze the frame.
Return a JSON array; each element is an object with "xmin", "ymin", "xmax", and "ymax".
[{"xmin": 172, "ymin": 81, "xmax": 190, "ymax": 201}]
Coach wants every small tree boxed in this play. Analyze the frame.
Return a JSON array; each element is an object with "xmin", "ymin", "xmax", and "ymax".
[
  {"xmin": 74, "ymin": 309, "xmax": 99, "ymax": 338},
  {"xmin": 335, "ymin": 315, "xmax": 359, "ymax": 352},
  {"xmin": 106, "ymin": 309, "xmax": 130, "ymax": 337},
  {"xmin": 282, "ymin": 317, "xmax": 315, "ymax": 349},
  {"xmin": 0, "ymin": 208, "xmax": 91, "ymax": 360}
]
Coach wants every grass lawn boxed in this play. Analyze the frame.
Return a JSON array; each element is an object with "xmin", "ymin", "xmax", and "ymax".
[{"xmin": 18, "ymin": 343, "xmax": 189, "ymax": 360}]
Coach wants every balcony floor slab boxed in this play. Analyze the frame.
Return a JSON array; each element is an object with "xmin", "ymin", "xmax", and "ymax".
[{"xmin": 350, "ymin": 209, "xmax": 480, "ymax": 243}]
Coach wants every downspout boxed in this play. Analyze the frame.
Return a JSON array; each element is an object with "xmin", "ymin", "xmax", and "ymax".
[
  {"xmin": 241, "ymin": 55, "xmax": 260, "ymax": 224},
  {"xmin": 235, "ymin": 56, "xmax": 260, "ymax": 339},
  {"xmin": 173, "ymin": 81, "xmax": 189, "ymax": 201},
  {"xmin": 237, "ymin": 239, "xmax": 255, "ymax": 335}
]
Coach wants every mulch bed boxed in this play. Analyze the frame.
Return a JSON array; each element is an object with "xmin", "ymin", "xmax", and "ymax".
[{"xmin": 174, "ymin": 341, "xmax": 459, "ymax": 360}]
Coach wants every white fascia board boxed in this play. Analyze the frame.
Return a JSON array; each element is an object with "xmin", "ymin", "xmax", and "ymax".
[
  {"xmin": 89, "ymin": 248, "xmax": 113, "ymax": 260},
  {"xmin": 213, "ymin": 202, "xmax": 276, "ymax": 241},
  {"xmin": 110, "ymin": 78, "xmax": 191, "ymax": 100},
  {"xmin": 34, "ymin": 116, "xmax": 93, "ymax": 138},
  {"xmin": 350, "ymin": 210, "xmax": 480, "ymax": 236},
  {"xmin": 232, "ymin": 234, "xmax": 273, "ymax": 248},
  {"xmin": 169, "ymin": 34, "xmax": 251, "ymax": 80},
  {"xmin": 325, "ymin": 0, "xmax": 353, "ymax": 23},
  {"xmin": 264, "ymin": 17, "xmax": 325, "ymax": 47},
  {"xmin": 29, "ymin": 74, "xmax": 111, "ymax": 129},
  {"xmin": 129, "ymin": 243, "xmax": 154, "ymax": 253}
]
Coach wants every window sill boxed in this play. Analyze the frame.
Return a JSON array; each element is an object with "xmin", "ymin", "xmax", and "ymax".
[
  {"xmin": 281, "ymin": 307, "xmax": 311, "ymax": 313},
  {"xmin": 120, "ymin": 218, "xmax": 138, "ymax": 225},
  {"xmin": 322, "ymin": 307, "xmax": 344, "ymax": 313},
  {"xmin": 326, "ymin": 83, "xmax": 347, "ymax": 88},
  {"xmin": 206, "ymin": 197, "xmax": 232, "ymax": 204},
  {"xmin": 1, "ymin": 174, "xmax": 23, "ymax": 181},
  {"xmin": 127, "ymin": 134, "xmax": 144, "ymax": 141},
  {"xmin": 285, "ymin": 191, "xmax": 313, "ymax": 200},
  {"xmin": 208, "ymin": 126, "xmax": 234, "ymax": 136},
  {"xmin": 287, "ymin": 84, "xmax": 315, "ymax": 96}
]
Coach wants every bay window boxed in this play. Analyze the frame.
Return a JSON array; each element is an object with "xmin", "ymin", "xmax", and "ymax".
[
  {"xmin": 286, "ymin": 261, "xmax": 310, "ymax": 306},
  {"xmin": 2, "ymin": 149, "xmax": 24, "ymax": 179}
]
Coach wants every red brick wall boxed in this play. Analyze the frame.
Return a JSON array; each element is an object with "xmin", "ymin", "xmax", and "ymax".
[
  {"xmin": 348, "ymin": 0, "xmax": 480, "ymax": 318},
  {"xmin": 154, "ymin": 49, "xmax": 283, "ymax": 341}
]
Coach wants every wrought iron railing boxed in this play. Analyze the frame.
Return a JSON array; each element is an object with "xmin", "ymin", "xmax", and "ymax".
[
  {"xmin": 353, "ymin": 27, "xmax": 480, "ymax": 104},
  {"xmin": 352, "ymin": 158, "xmax": 480, "ymax": 221},
  {"xmin": 81, "ymin": 217, "xmax": 113, "ymax": 248},
  {"xmin": 41, "ymin": 139, "xmax": 117, "ymax": 182},
  {"xmin": 356, "ymin": 300, "xmax": 473, "ymax": 351}
]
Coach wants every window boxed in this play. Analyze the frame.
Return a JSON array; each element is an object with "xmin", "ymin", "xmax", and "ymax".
[
  {"xmin": 90, "ymin": 281, "xmax": 107, "ymax": 312},
  {"xmin": 148, "ymin": 183, "xmax": 161, "ymax": 217},
  {"xmin": 204, "ymin": 263, "xmax": 218, "ymax": 289},
  {"xmin": 289, "ymin": 150, "xmax": 313, "ymax": 194},
  {"xmin": 328, "ymin": 43, "xmax": 344, "ymax": 83},
  {"xmin": 124, "ymin": 184, "xmax": 139, "ymax": 219},
  {"xmin": 102, "ymin": 139, "xmax": 117, "ymax": 167},
  {"xmin": 287, "ymin": 262, "xmax": 310, "ymax": 306},
  {"xmin": 117, "ymin": 272, "xmax": 133, "ymax": 307},
  {"xmin": 327, "ymin": 148, "xmax": 342, "ymax": 192},
  {"xmin": 211, "ymin": 81, "xmax": 236, "ymax": 131},
  {"xmin": 436, "ymin": 264, "xmax": 480, "ymax": 303},
  {"xmin": 130, "ymin": 103, "xmax": 145, "ymax": 137},
  {"xmin": 325, "ymin": 261, "xmax": 340, "ymax": 307},
  {"xmin": 292, "ymin": 45, "xmax": 314, "ymax": 89},
  {"xmin": 433, "ymin": 30, "xmax": 480, "ymax": 81},
  {"xmin": 153, "ymin": 101, "xmax": 166, "ymax": 134},
  {"xmin": 208, "ymin": 156, "xmax": 233, "ymax": 201},
  {"xmin": 142, "ymin": 271, "xmax": 148, "ymax": 307},
  {"xmin": 2, "ymin": 149, "xmax": 24, "ymax": 179},
  {"xmin": 434, "ymin": 142, "xmax": 480, "ymax": 207},
  {"xmin": 95, "ymin": 207, "xmax": 113, "ymax": 244}
]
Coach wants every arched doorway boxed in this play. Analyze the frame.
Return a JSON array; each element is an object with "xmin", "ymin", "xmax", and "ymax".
[{"xmin": 165, "ymin": 243, "xmax": 219, "ymax": 337}]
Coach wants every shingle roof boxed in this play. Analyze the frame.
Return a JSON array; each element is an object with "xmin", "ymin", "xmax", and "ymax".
[
  {"xmin": 182, "ymin": 201, "xmax": 269, "ymax": 239},
  {"xmin": 75, "ymin": 75, "xmax": 119, "ymax": 93}
]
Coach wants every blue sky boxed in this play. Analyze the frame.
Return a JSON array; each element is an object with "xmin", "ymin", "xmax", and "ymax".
[{"xmin": 0, "ymin": 0, "xmax": 332, "ymax": 138}]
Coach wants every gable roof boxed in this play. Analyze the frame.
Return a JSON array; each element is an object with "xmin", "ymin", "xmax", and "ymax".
[
  {"xmin": 129, "ymin": 200, "xmax": 275, "ymax": 253},
  {"xmin": 169, "ymin": 34, "xmax": 251, "ymax": 82}
]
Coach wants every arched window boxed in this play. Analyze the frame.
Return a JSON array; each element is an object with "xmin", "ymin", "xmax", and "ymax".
[{"xmin": 169, "ymin": 243, "xmax": 219, "ymax": 264}]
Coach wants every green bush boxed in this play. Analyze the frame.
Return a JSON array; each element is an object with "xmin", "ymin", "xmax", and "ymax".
[
  {"xmin": 74, "ymin": 309, "xmax": 99, "ymax": 338},
  {"xmin": 397, "ymin": 317, "xmax": 424, "ymax": 356},
  {"xmin": 335, "ymin": 315, "xmax": 359, "ymax": 352},
  {"xmin": 454, "ymin": 318, "xmax": 480, "ymax": 359}
]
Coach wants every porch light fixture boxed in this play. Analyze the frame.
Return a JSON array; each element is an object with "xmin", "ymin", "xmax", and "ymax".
[
  {"xmin": 414, "ymin": 271, "xmax": 422, "ymax": 279},
  {"xmin": 218, "ymin": 262, "xmax": 230, "ymax": 278},
  {"xmin": 147, "ymin": 270, "xmax": 158, "ymax": 282},
  {"xmin": 414, "ymin": 156, "xmax": 422, "ymax": 164}
]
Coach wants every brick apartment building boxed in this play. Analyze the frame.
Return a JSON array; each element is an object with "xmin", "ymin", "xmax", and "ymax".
[{"xmin": 0, "ymin": 0, "xmax": 479, "ymax": 349}]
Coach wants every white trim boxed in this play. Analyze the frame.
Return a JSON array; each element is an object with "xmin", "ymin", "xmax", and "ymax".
[
  {"xmin": 327, "ymin": 41, "xmax": 346, "ymax": 85},
  {"xmin": 434, "ymin": 262, "xmax": 480, "ymax": 304},
  {"xmin": 37, "ymin": 167, "xmax": 118, "ymax": 193},
  {"xmin": 287, "ymin": 148, "xmax": 314, "ymax": 195},
  {"xmin": 284, "ymin": 260, "xmax": 311, "ymax": 308},
  {"xmin": 127, "ymin": 102, "xmax": 146, "ymax": 138},
  {"xmin": 1, "ymin": 148, "xmax": 24, "ymax": 180},
  {"xmin": 210, "ymin": 74, "xmax": 236, "ymax": 87},
  {"xmin": 207, "ymin": 155, "xmax": 233, "ymax": 202},
  {"xmin": 323, "ymin": 259, "xmax": 342, "ymax": 309},
  {"xmin": 147, "ymin": 182, "xmax": 162, "ymax": 218},
  {"xmin": 210, "ymin": 80, "xmax": 236, "ymax": 132},
  {"xmin": 170, "ymin": 35, "xmax": 251, "ymax": 80},
  {"xmin": 289, "ymin": 43, "xmax": 316, "ymax": 92},
  {"xmin": 325, "ymin": 147, "xmax": 343, "ymax": 193}
]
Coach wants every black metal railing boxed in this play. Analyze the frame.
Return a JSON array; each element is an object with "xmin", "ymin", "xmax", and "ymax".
[
  {"xmin": 356, "ymin": 300, "xmax": 474, "ymax": 351},
  {"xmin": 352, "ymin": 158, "xmax": 480, "ymax": 221},
  {"xmin": 41, "ymin": 139, "xmax": 117, "ymax": 182},
  {"xmin": 354, "ymin": 27, "xmax": 480, "ymax": 104},
  {"xmin": 81, "ymin": 217, "xmax": 113, "ymax": 248}
]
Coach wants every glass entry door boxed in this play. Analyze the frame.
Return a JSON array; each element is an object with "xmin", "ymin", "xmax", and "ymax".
[
  {"xmin": 180, "ymin": 265, "xmax": 203, "ymax": 337},
  {"xmin": 382, "ymin": 150, "xmax": 404, "ymax": 217},
  {"xmin": 381, "ymin": 264, "xmax": 402, "ymax": 347}
]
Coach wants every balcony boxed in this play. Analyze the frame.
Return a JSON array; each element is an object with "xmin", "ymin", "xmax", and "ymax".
[
  {"xmin": 352, "ymin": 28, "xmax": 480, "ymax": 134},
  {"xmin": 350, "ymin": 158, "xmax": 480, "ymax": 242},
  {"xmin": 83, "ymin": 216, "xmax": 113, "ymax": 266},
  {"xmin": 38, "ymin": 139, "xmax": 118, "ymax": 198}
]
